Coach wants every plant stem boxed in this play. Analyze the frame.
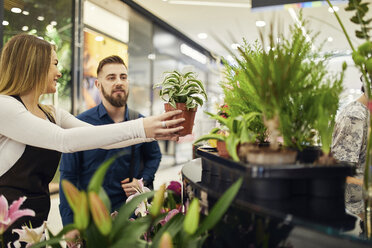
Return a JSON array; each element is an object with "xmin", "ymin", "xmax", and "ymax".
[{"xmin": 326, "ymin": 0, "xmax": 355, "ymax": 51}]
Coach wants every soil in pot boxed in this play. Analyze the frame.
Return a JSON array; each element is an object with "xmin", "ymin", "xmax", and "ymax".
[{"xmin": 164, "ymin": 103, "xmax": 196, "ymax": 136}]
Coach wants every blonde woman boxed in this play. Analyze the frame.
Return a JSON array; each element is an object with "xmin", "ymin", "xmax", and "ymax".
[{"xmin": 0, "ymin": 34, "xmax": 184, "ymax": 245}]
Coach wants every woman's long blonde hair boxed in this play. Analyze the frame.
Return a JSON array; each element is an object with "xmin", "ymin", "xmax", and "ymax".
[{"xmin": 0, "ymin": 34, "xmax": 54, "ymax": 101}]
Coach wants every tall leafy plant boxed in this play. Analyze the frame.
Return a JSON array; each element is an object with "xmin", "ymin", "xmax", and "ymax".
[
  {"xmin": 221, "ymin": 41, "xmax": 267, "ymax": 143},
  {"xmin": 228, "ymin": 17, "xmax": 345, "ymax": 152}
]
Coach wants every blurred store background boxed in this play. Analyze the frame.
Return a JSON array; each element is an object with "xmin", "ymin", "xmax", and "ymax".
[
  {"xmin": 0, "ymin": 0, "xmax": 369, "ymax": 234},
  {"xmin": 0, "ymin": 0, "xmax": 365, "ymax": 169}
]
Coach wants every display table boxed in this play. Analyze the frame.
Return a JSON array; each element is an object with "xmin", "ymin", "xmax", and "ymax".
[{"xmin": 182, "ymin": 158, "xmax": 372, "ymax": 248}]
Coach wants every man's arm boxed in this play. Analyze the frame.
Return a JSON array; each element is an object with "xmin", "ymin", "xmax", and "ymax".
[
  {"xmin": 59, "ymin": 152, "xmax": 82, "ymax": 226},
  {"xmin": 140, "ymin": 141, "xmax": 162, "ymax": 184}
]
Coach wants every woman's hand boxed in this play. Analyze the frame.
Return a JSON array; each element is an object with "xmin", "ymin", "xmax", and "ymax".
[{"xmin": 143, "ymin": 110, "xmax": 184, "ymax": 141}]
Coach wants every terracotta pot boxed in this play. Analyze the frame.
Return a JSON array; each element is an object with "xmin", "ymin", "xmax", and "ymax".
[
  {"xmin": 164, "ymin": 103, "xmax": 197, "ymax": 136},
  {"xmin": 217, "ymin": 140, "xmax": 229, "ymax": 158},
  {"xmin": 246, "ymin": 147, "xmax": 297, "ymax": 165}
]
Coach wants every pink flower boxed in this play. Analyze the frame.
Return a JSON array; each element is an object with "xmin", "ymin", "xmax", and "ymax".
[
  {"xmin": 159, "ymin": 209, "xmax": 180, "ymax": 226},
  {"xmin": 0, "ymin": 195, "xmax": 35, "ymax": 234},
  {"xmin": 166, "ymin": 181, "xmax": 182, "ymax": 196}
]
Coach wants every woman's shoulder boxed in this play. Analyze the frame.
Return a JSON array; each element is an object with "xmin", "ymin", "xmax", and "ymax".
[
  {"xmin": 0, "ymin": 94, "xmax": 24, "ymax": 109},
  {"xmin": 0, "ymin": 94, "xmax": 20, "ymax": 102}
]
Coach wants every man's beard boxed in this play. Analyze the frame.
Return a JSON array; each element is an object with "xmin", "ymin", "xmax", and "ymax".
[{"xmin": 101, "ymin": 85, "xmax": 128, "ymax": 107}]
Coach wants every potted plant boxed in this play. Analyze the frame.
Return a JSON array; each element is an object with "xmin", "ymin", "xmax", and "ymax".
[
  {"xmin": 224, "ymin": 17, "xmax": 345, "ymax": 165},
  {"xmin": 194, "ymin": 112, "xmax": 259, "ymax": 161},
  {"xmin": 153, "ymin": 70, "xmax": 207, "ymax": 136}
]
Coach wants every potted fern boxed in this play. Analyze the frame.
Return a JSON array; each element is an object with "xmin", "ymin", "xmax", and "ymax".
[
  {"xmin": 227, "ymin": 17, "xmax": 345, "ymax": 165},
  {"xmin": 153, "ymin": 71, "xmax": 207, "ymax": 136}
]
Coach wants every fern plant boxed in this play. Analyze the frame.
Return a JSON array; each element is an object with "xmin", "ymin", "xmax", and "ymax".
[
  {"xmin": 231, "ymin": 16, "xmax": 345, "ymax": 152},
  {"xmin": 221, "ymin": 41, "xmax": 267, "ymax": 144},
  {"xmin": 153, "ymin": 71, "xmax": 207, "ymax": 110}
]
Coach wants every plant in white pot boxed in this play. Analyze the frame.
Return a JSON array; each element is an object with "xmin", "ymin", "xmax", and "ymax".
[{"xmin": 153, "ymin": 70, "xmax": 207, "ymax": 136}]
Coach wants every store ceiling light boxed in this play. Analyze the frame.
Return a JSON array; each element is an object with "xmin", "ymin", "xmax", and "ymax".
[
  {"xmin": 11, "ymin": 7, "xmax": 22, "ymax": 13},
  {"xmin": 327, "ymin": 36, "xmax": 333, "ymax": 42},
  {"xmin": 2, "ymin": 20, "xmax": 9, "ymax": 26},
  {"xmin": 168, "ymin": 1, "xmax": 251, "ymax": 8},
  {"xmin": 37, "ymin": 16, "xmax": 45, "ymax": 21},
  {"xmin": 22, "ymin": 11, "xmax": 29, "ymax": 15},
  {"xmin": 180, "ymin": 43, "xmax": 207, "ymax": 64},
  {"xmin": 22, "ymin": 26, "xmax": 29, "ymax": 31},
  {"xmin": 255, "ymin": 20, "xmax": 266, "ymax": 27},
  {"xmin": 197, "ymin": 33, "xmax": 208, "ymax": 39}
]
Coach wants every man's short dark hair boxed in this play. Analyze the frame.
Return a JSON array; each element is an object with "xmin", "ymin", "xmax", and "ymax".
[{"xmin": 97, "ymin": 55, "xmax": 127, "ymax": 76}]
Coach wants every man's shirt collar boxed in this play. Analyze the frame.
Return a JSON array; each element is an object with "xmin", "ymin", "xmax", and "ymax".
[{"xmin": 97, "ymin": 102, "xmax": 129, "ymax": 121}]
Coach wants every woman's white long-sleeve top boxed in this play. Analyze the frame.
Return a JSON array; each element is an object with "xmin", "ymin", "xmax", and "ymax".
[{"xmin": 0, "ymin": 95, "xmax": 152, "ymax": 176}]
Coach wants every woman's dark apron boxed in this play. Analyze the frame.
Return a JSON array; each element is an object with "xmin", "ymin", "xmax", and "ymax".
[{"xmin": 0, "ymin": 96, "xmax": 61, "ymax": 246}]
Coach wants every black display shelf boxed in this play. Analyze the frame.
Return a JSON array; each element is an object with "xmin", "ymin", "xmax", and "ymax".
[
  {"xmin": 182, "ymin": 158, "xmax": 372, "ymax": 248},
  {"xmin": 197, "ymin": 147, "xmax": 353, "ymax": 200}
]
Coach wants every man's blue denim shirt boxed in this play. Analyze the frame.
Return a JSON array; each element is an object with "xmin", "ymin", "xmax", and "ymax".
[{"xmin": 59, "ymin": 103, "xmax": 161, "ymax": 226}]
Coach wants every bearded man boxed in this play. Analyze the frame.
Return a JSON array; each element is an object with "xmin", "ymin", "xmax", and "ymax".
[{"xmin": 59, "ymin": 55, "xmax": 161, "ymax": 246}]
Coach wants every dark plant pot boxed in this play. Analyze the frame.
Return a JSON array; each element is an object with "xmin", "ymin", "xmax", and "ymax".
[
  {"xmin": 290, "ymin": 179, "xmax": 309, "ymax": 196},
  {"xmin": 310, "ymin": 177, "xmax": 346, "ymax": 198},
  {"xmin": 296, "ymin": 146, "xmax": 322, "ymax": 163},
  {"xmin": 245, "ymin": 179, "xmax": 291, "ymax": 200},
  {"xmin": 164, "ymin": 103, "xmax": 197, "ymax": 136}
]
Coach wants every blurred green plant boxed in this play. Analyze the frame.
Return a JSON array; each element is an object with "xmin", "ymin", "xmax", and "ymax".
[
  {"xmin": 26, "ymin": 155, "xmax": 242, "ymax": 248},
  {"xmin": 44, "ymin": 26, "xmax": 72, "ymax": 99}
]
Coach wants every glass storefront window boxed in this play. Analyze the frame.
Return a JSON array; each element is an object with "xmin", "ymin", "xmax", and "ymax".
[
  {"xmin": 82, "ymin": 28, "xmax": 129, "ymax": 110},
  {"xmin": 126, "ymin": 8, "xmax": 153, "ymax": 116},
  {"xmin": 3, "ymin": 0, "xmax": 73, "ymax": 111}
]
